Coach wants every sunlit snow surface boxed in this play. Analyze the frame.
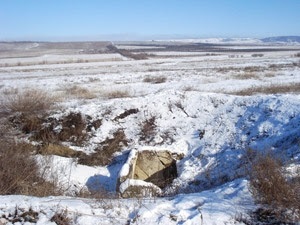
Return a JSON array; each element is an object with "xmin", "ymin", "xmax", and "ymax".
[
  {"xmin": 0, "ymin": 41, "xmax": 300, "ymax": 224},
  {"xmin": 0, "ymin": 179, "xmax": 252, "ymax": 225}
]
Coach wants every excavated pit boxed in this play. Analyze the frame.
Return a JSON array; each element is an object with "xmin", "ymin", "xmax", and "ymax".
[
  {"xmin": 134, "ymin": 150, "xmax": 178, "ymax": 188},
  {"xmin": 117, "ymin": 149, "xmax": 182, "ymax": 197}
]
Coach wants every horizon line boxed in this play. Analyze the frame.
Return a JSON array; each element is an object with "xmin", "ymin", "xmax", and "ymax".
[{"xmin": 1, "ymin": 35, "xmax": 300, "ymax": 43}]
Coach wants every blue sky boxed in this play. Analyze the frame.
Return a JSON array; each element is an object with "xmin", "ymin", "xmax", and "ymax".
[{"xmin": 1, "ymin": 0, "xmax": 299, "ymax": 41}]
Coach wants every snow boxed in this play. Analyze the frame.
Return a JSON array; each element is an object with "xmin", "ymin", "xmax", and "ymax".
[
  {"xmin": 0, "ymin": 179, "xmax": 253, "ymax": 225},
  {"xmin": 0, "ymin": 41, "xmax": 300, "ymax": 224},
  {"xmin": 35, "ymin": 155, "xmax": 111, "ymax": 195},
  {"xmin": 157, "ymin": 37, "xmax": 263, "ymax": 44},
  {"xmin": 119, "ymin": 179, "xmax": 162, "ymax": 195},
  {"xmin": 118, "ymin": 149, "xmax": 138, "ymax": 178},
  {"xmin": 133, "ymin": 179, "xmax": 253, "ymax": 225},
  {"xmin": 0, "ymin": 53, "xmax": 126, "ymax": 67},
  {"xmin": 138, "ymin": 145, "xmax": 188, "ymax": 155}
]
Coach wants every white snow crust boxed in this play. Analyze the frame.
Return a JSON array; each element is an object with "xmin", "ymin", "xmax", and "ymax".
[{"xmin": 0, "ymin": 41, "xmax": 300, "ymax": 224}]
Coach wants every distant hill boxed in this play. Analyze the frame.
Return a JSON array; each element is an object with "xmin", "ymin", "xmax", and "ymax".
[{"xmin": 261, "ymin": 36, "xmax": 300, "ymax": 43}]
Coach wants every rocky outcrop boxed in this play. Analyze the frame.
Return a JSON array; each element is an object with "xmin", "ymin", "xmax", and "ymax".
[
  {"xmin": 134, "ymin": 150, "xmax": 178, "ymax": 188},
  {"xmin": 117, "ymin": 148, "xmax": 183, "ymax": 197}
]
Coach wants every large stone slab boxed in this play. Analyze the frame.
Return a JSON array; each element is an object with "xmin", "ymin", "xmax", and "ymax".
[
  {"xmin": 117, "ymin": 148, "xmax": 183, "ymax": 197},
  {"xmin": 134, "ymin": 150, "xmax": 177, "ymax": 188}
]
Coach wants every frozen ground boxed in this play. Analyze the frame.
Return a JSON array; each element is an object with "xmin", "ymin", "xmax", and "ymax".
[
  {"xmin": 0, "ymin": 179, "xmax": 253, "ymax": 225},
  {"xmin": 0, "ymin": 40, "xmax": 300, "ymax": 224}
]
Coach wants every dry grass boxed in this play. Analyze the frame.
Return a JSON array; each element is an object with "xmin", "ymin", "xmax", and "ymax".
[
  {"xmin": 143, "ymin": 75, "xmax": 167, "ymax": 84},
  {"xmin": 244, "ymin": 66, "xmax": 264, "ymax": 73},
  {"xmin": 249, "ymin": 153, "xmax": 300, "ymax": 223},
  {"xmin": 251, "ymin": 53, "xmax": 264, "ymax": 57},
  {"xmin": 268, "ymin": 63, "xmax": 297, "ymax": 71},
  {"xmin": 113, "ymin": 108, "xmax": 139, "ymax": 121},
  {"xmin": 38, "ymin": 143, "xmax": 84, "ymax": 158},
  {"xmin": 233, "ymin": 72, "xmax": 260, "ymax": 80},
  {"xmin": 34, "ymin": 112, "xmax": 90, "ymax": 146},
  {"xmin": 182, "ymin": 86, "xmax": 196, "ymax": 92},
  {"xmin": 3, "ymin": 88, "xmax": 55, "ymax": 115},
  {"xmin": 217, "ymin": 66, "xmax": 266, "ymax": 74},
  {"xmin": 65, "ymin": 85, "xmax": 96, "ymax": 99},
  {"xmin": 293, "ymin": 61, "xmax": 300, "ymax": 67},
  {"xmin": 0, "ymin": 99, "xmax": 61, "ymax": 196},
  {"xmin": 9, "ymin": 110, "xmax": 100, "ymax": 148},
  {"xmin": 8, "ymin": 113, "xmax": 44, "ymax": 134},
  {"xmin": 217, "ymin": 66, "xmax": 238, "ymax": 73},
  {"xmin": 102, "ymin": 89, "xmax": 131, "ymax": 99},
  {"xmin": 1, "ymin": 207, "xmax": 39, "ymax": 224},
  {"xmin": 264, "ymin": 72, "xmax": 276, "ymax": 78},
  {"xmin": 50, "ymin": 209, "xmax": 71, "ymax": 225},
  {"xmin": 8, "ymin": 111, "xmax": 89, "ymax": 146},
  {"xmin": 1, "ymin": 87, "xmax": 18, "ymax": 96},
  {"xmin": 58, "ymin": 112, "xmax": 87, "ymax": 145},
  {"xmin": 231, "ymin": 83, "xmax": 300, "ymax": 96},
  {"xmin": 0, "ymin": 140, "xmax": 60, "ymax": 196},
  {"xmin": 78, "ymin": 129, "xmax": 128, "ymax": 166},
  {"xmin": 139, "ymin": 116, "xmax": 157, "ymax": 143}
]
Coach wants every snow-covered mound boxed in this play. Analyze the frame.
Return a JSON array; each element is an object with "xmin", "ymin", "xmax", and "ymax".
[
  {"xmin": 0, "ymin": 179, "xmax": 253, "ymax": 225},
  {"xmin": 39, "ymin": 91, "xmax": 300, "ymax": 197},
  {"xmin": 1, "ymin": 42, "xmax": 299, "ymax": 224}
]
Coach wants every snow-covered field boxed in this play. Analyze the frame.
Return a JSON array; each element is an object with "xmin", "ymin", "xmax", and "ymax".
[{"xmin": 0, "ymin": 41, "xmax": 300, "ymax": 224}]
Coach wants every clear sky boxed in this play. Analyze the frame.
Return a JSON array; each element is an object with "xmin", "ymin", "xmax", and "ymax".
[{"xmin": 1, "ymin": 0, "xmax": 300, "ymax": 41}]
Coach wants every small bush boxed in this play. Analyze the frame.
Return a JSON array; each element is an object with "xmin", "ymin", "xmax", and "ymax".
[
  {"xmin": 0, "ymin": 141, "xmax": 36, "ymax": 195},
  {"xmin": 249, "ymin": 153, "xmax": 300, "ymax": 223},
  {"xmin": 51, "ymin": 209, "xmax": 71, "ymax": 225},
  {"xmin": 295, "ymin": 52, "xmax": 300, "ymax": 57},
  {"xmin": 0, "ymin": 141, "xmax": 59, "ymax": 196},
  {"xmin": 3, "ymin": 89, "xmax": 54, "ymax": 138},
  {"xmin": 4, "ymin": 89, "xmax": 55, "ymax": 115},
  {"xmin": 65, "ymin": 85, "xmax": 96, "ymax": 99},
  {"xmin": 143, "ymin": 76, "xmax": 167, "ymax": 84},
  {"xmin": 0, "ymin": 116, "xmax": 61, "ymax": 196},
  {"xmin": 139, "ymin": 116, "xmax": 157, "ymax": 143},
  {"xmin": 103, "ymin": 90, "xmax": 130, "ymax": 99}
]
